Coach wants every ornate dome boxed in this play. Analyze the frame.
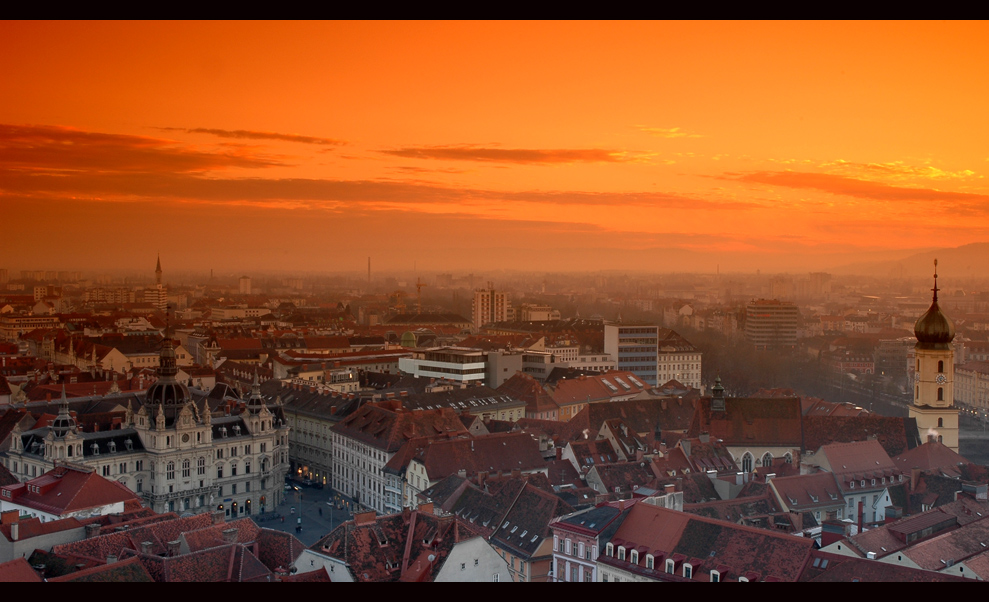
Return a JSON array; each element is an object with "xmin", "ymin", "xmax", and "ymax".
[
  {"xmin": 145, "ymin": 338, "xmax": 191, "ymax": 419},
  {"xmin": 51, "ymin": 386, "xmax": 76, "ymax": 438},
  {"xmin": 915, "ymin": 261, "xmax": 955, "ymax": 350}
]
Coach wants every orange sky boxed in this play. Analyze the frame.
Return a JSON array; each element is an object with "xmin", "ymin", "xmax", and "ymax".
[{"xmin": 2, "ymin": 21, "xmax": 988, "ymax": 275}]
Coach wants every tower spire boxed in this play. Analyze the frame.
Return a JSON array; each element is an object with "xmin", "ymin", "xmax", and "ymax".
[
  {"xmin": 155, "ymin": 253, "xmax": 162, "ymax": 287},
  {"xmin": 932, "ymin": 258, "xmax": 939, "ymax": 303}
]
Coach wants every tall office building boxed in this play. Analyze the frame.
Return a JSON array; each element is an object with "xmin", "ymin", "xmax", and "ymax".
[
  {"xmin": 744, "ymin": 299, "xmax": 798, "ymax": 350},
  {"xmin": 239, "ymin": 276, "xmax": 252, "ymax": 295}
]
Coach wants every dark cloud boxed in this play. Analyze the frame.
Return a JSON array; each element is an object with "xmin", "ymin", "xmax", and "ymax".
[
  {"xmin": 0, "ymin": 124, "xmax": 280, "ymax": 173},
  {"xmin": 0, "ymin": 168, "xmax": 753, "ymax": 212},
  {"xmin": 379, "ymin": 145, "xmax": 636, "ymax": 164},
  {"xmin": 160, "ymin": 127, "xmax": 346, "ymax": 146},
  {"xmin": 733, "ymin": 171, "xmax": 989, "ymax": 214}
]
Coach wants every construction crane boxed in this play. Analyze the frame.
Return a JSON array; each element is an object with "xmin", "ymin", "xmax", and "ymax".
[
  {"xmin": 415, "ymin": 277, "xmax": 428, "ymax": 315},
  {"xmin": 391, "ymin": 290, "xmax": 407, "ymax": 313}
]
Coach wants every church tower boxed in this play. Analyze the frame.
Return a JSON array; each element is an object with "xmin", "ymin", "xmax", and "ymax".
[{"xmin": 910, "ymin": 260, "xmax": 960, "ymax": 452}]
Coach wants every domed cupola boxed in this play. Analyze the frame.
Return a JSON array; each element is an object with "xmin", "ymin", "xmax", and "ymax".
[
  {"xmin": 915, "ymin": 260, "xmax": 955, "ymax": 350},
  {"xmin": 51, "ymin": 385, "xmax": 77, "ymax": 438},
  {"xmin": 145, "ymin": 335, "xmax": 191, "ymax": 423},
  {"xmin": 246, "ymin": 370, "xmax": 266, "ymax": 415}
]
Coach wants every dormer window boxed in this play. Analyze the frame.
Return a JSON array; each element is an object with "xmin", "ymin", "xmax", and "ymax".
[
  {"xmin": 606, "ymin": 543, "xmax": 614, "ymax": 557},
  {"xmin": 124, "ymin": 439, "xmax": 133, "ymax": 451},
  {"xmin": 108, "ymin": 441, "xmax": 116, "ymax": 453},
  {"xmin": 617, "ymin": 546, "xmax": 626, "ymax": 561},
  {"xmin": 630, "ymin": 550, "xmax": 639, "ymax": 565},
  {"xmin": 91, "ymin": 443, "xmax": 100, "ymax": 455},
  {"xmin": 683, "ymin": 564, "xmax": 692, "ymax": 579},
  {"xmin": 861, "ymin": 480, "xmax": 866, "ymax": 488},
  {"xmin": 711, "ymin": 569, "xmax": 721, "ymax": 582},
  {"xmin": 850, "ymin": 481, "xmax": 855, "ymax": 489},
  {"xmin": 646, "ymin": 554, "xmax": 654, "ymax": 570},
  {"xmin": 666, "ymin": 559, "xmax": 675, "ymax": 574},
  {"xmin": 871, "ymin": 479, "xmax": 876, "ymax": 486}
]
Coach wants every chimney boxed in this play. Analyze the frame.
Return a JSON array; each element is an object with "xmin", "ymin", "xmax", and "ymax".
[
  {"xmin": 664, "ymin": 483, "xmax": 675, "ymax": 495},
  {"xmin": 555, "ymin": 447, "xmax": 562, "ymax": 461},
  {"xmin": 419, "ymin": 502, "xmax": 434, "ymax": 515},
  {"xmin": 910, "ymin": 467, "xmax": 922, "ymax": 491},
  {"xmin": 10, "ymin": 522, "xmax": 18, "ymax": 542},
  {"xmin": 141, "ymin": 541, "xmax": 154, "ymax": 554},
  {"xmin": 166, "ymin": 539, "xmax": 181, "ymax": 556},
  {"xmin": 457, "ymin": 468, "xmax": 467, "ymax": 478},
  {"xmin": 1, "ymin": 510, "xmax": 18, "ymax": 525},
  {"xmin": 477, "ymin": 471, "xmax": 488, "ymax": 486},
  {"xmin": 619, "ymin": 499, "xmax": 626, "ymax": 511},
  {"xmin": 511, "ymin": 469, "xmax": 521, "ymax": 479},
  {"xmin": 354, "ymin": 511, "xmax": 377, "ymax": 526},
  {"xmin": 85, "ymin": 522, "xmax": 101, "ymax": 538},
  {"xmin": 821, "ymin": 519, "xmax": 848, "ymax": 547},
  {"xmin": 212, "ymin": 510, "xmax": 226, "ymax": 525},
  {"xmin": 699, "ymin": 432, "xmax": 710, "ymax": 444},
  {"xmin": 221, "ymin": 528, "xmax": 238, "ymax": 544},
  {"xmin": 106, "ymin": 554, "xmax": 118, "ymax": 564},
  {"xmin": 858, "ymin": 501, "xmax": 864, "ymax": 533},
  {"xmin": 765, "ymin": 473, "xmax": 776, "ymax": 484}
]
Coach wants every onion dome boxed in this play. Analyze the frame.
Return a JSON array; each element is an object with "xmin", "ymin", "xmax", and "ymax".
[{"xmin": 915, "ymin": 260, "xmax": 955, "ymax": 350}]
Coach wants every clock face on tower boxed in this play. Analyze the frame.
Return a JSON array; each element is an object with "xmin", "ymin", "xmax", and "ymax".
[{"xmin": 936, "ymin": 373, "xmax": 947, "ymax": 385}]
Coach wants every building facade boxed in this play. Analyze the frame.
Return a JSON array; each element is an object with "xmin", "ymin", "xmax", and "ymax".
[{"xmin": 604, "ymin": 324, "xmax": 659, "ymax": 386}]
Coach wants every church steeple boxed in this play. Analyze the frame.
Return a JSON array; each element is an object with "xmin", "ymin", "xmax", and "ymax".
[
  {"xmin": 910, "ymin": 259, "xmax": 959, "ymax": 452},
  {"xmin": 155, "ymin": 254, "xmax": 162, "ymax": 287}
]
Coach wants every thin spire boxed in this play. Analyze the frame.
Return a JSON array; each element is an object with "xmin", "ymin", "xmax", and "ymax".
[{"xmin": 932, "ymin": 258, "xmax": 939, "ymax": 303}]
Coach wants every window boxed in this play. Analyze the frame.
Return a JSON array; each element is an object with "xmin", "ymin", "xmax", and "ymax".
[
  {"xmin": 606, "ymin": 543, "xmax": 614, "ymax": 557},
  {"xmin": 102, "ymin": 465, "xmax": 110, "ymax": 477},
  {"xmin": 182, "ymin": 459, "xmax": 191, "ymax": 478},
  {"xmin": 666, "ymin": 559, "xmax": 675, "ymax": 574},
  {"xmin": 166, "ymin": 462, "xmax": 175, "ymax": 480},
  {"xmin": 217, "ymin": 465, "xmax": 224, "ymax": 479},
  {"xmin": 938, "ymin": 388, "xmax": 944, "ymax": 402},
  {"xmin": 741, "ymin": 453, "xmax": 754, "ymax": 473},
  {"xmin": 630, "ymin": 550, "xmax": 639, "ymax": 565},
  {"xmin": 136, "ymin": 479, "xmax": 143, "ymax": 493},
  {"xmin": 683, "ymin": 564, "xmax": 692, "ymax": 579},
  {"xmin": 231, "ymin": 463, "xmax": 238, "ymax": 477},
  {"xmin": 135, "ymin": 460, "xmax": 143, "ymax": 471},
  {"xmin": 711, "ymin": 570, "xmax": 720, "ymax": 582},
  {"xmin": 938, "ymin": 360, "xmax": 944, "ymax": 372},
  {"xmin": 617, "ymin": 546, "xmax": 626, "ymax": 561},
  {"xmin": 646, "ymin": 554, "xmax": 654, "ymax": 569},
  {"xmin": 198, "ymin": 457, "xmax": 206, "ymax": 476}
]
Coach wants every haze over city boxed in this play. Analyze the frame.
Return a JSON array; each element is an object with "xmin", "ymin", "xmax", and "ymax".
[
  {"xmin": 3, "ymin": 21, "xmax": 989, "ymax": 275},
  {"xmin": 3, "ymin": 21, "xmax": 989, "ymax": 584}
]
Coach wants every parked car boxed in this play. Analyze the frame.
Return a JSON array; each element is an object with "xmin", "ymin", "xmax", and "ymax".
[{"xmin": 302, "ymin": 478, "xmax": 315, "ymax": 487}]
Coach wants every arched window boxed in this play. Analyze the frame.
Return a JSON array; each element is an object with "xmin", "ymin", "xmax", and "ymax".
[
  {"xmin": 938, "ymin": 360, "xmax": 944, "ymax": 372},
  {"xmin": 741, "ymin": 453, "xmax": 754, "ymax": 473},
  {"xmin": 761, "ymin": 452, "xmax": 773, "ymax": 469},
  {"xmin": 198, "ymin": 457, "xmax": 206, "ymax": 476},
  {"xmin": 938, "ymin": 388, "xmax": 944, "ymax": 401},
  {"xmin": 182, "ymin": 459, "xmax": 191, "ymax": 478},
  {"xmin": 166, "ymin": 462, "xmax": 175, "ymax": 480},
  {"xmin": 938, "ymin": 418, "xmax": 944, "ymax": 428},
  {"xmin": 784, "ymin": 453, "xmax": 793, "ymax": 465}
]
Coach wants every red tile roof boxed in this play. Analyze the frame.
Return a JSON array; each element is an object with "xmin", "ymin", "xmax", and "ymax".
[
  {"xmin": 690, "ymin": 397, "xmax": 803, "ymax": 448},
  {"xmin": 0, "ymin": 558, "xmax": 43, "ymax": 582},
  {"xmin": 47, "ymin": 556, "xmax": 155, "ymax": 582},
  {"xmin": 332, "ymin": 401, "xmax": 468, "ymax": 453},
  {"xmin": 894, "ymin": 441, "xmax": 970, "ymax": 477},
  {"xmin": 803, "ymin": 415, "xmax": 919, "ymax": 457},
  {"xmin": 0, "ymin": 465, "xmax": 139, "ymax": 517}
]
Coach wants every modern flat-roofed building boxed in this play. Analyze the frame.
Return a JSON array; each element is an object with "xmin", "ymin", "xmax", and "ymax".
[
  {"xmin": 745, "ymin": 299, "xmax": 798, "ymax": 350},
  {"xmin": 604, "ymin": 324, "xmax": 659, "ymax": 386}
]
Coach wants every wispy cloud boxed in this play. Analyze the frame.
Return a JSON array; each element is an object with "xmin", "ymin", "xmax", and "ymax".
[
  {"xmin": 731, "ymin": 171, "xmax": 989, "ymax": 215},
  {"xmin": 820, "ymin": 159, "xmax": 977, "ymax": 180},
  {"xmin": 0, "ymin": 124, "xmax": 281, "ymax": 173},
  {"xmin": 159, "ymin": 127, "xmax": 346, "ymax": 146},
  {"xmin": 378, "ymin": 145, "xmax": 641, "ymax": 164},
  {"xmin": 636, "ymin": 126, "xmax": 702, "ymax": 138}
]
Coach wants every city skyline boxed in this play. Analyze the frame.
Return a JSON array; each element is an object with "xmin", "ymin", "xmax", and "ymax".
[{"xmin": 3, "ymin": 21, "xmax": 988, "ymax": 275}]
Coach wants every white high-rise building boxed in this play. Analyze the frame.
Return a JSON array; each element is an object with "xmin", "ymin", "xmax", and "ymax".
[
  {"xmin": 239, "ymin": 276, "xmax": 252, "ymax": 295},
  {"xmin": 472, "ymin": 288, "xmax": 512, "ymax": 332}
]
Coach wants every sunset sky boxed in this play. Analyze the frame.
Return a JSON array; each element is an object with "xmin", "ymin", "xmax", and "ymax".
[{"xmin": 2, "ymin": 21, "xmax": 988, "ymax": 275}]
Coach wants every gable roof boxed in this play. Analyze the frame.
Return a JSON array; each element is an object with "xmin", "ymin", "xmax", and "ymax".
[
  {"xmin": 803, "ymin": 415, "xmax": 920, "ymax": 456},
  {"xmin": 690, "ymin": 397, "xmax": 803, "ymax": 448}
]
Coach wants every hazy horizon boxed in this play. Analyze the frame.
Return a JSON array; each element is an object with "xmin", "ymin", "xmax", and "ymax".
[{"xmin": 3, "ymin": 22, "xmax": 989, "ymax": 278}]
